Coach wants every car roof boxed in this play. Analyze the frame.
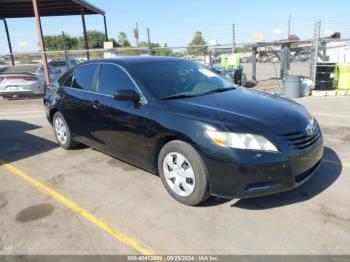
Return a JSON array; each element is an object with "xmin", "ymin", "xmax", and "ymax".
[{"xmin": 88, "ymin": 56, "xmax": 186, "ymax": 66}]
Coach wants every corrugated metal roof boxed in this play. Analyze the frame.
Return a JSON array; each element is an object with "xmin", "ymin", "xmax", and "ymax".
[{"xmin": 0, "ymin": 0, "xmax": 105, "ymax": 18}]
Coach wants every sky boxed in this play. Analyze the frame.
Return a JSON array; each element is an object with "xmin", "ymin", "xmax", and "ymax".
[{"xmin": 1, "ymin": 0, "xmax": 350, "ymax": 55}]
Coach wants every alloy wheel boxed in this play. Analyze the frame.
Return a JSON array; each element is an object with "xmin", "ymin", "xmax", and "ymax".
[{"xmin": 54, "ymin": 117, "xmax": 67, "ymax": 145}]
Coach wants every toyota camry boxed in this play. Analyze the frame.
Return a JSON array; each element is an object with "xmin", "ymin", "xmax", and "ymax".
[{"xmin": 44, "ymin": 57, "xmax": 323, "ymax": 206}]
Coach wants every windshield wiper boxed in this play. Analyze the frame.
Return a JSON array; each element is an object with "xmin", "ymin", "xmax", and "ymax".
[
  {"xmin": 160, "ymin": 94, "xmax": 197, "ymax": 100},
  {"xmin": 199, "ymin": 87, "xmax": 236, "ymax": 96},
  {"xmin": 160, "ymin": 87, "xmax": 236, "ymax": 100}
]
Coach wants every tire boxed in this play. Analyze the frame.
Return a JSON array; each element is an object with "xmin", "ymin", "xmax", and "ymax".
[
  {"xmin": 53, "ymin": 112, "xmax": 79, "ymax": 149},
  {"xmin": 158, "ymin": 140, "xmax": 210, "ymax": 206},
  {"xmin": 1, "ymin": 94, "xmax": 13, "ymax": 99}
]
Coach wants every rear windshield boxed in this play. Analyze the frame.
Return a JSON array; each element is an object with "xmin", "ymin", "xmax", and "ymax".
[
  {"xmin": 3, "ymin": 65, "xmax": 40, "ymax": 74},
  {"xmin": 49, "ymin": 61, "xmax": 66, "ymax": 67}
]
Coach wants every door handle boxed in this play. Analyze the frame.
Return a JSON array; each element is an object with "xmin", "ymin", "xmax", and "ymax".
[{"xmin": 91, "ymin": 100, "xmax": 101, "ymax": 109}]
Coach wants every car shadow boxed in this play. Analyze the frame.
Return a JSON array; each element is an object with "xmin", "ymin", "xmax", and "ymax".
[
  {"xmin": 0, "ymin": 120, "xmax": 59, "ymax": 165},
  {"xmin": 232, "ymin": 147, "xmax": 342, "ymax": 210},
  {"xmin": 197, "ymin": 196, "xmax": 232, "ymax": 207},
  {"xmin": 0, "ymin": 95, "xmax": 44, "ymax": 100}
]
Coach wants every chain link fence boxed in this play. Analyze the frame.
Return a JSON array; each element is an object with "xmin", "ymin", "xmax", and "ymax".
[{"xmin": 1, "ymin": 40, "xmax": 346, "ymax": 104}]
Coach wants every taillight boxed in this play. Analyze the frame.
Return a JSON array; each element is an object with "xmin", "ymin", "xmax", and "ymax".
[
  {"xmin": 0, "ymin": 76, "xmax": 37, "ymax": 82},
  {"xmin": 23, "ymin": 76, "xmax": 37, "ymax": 81}
]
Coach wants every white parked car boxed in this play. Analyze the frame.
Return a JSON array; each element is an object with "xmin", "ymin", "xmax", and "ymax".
[{"xmin": 0, "ymin": 64, "xmax": 59, "ymax": 98}]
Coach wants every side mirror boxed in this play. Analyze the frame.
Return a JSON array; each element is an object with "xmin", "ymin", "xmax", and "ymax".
[{"xmin": 114, "ymin": 89, "xmax": 140, "ymax": 103}]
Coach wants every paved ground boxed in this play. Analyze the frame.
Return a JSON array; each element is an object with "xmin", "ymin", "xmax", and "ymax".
[
  {"xmin": 242, "ymin": 62, "xmax": 311, "ymax": 93},
  {"xmin": 243, "ymin": 62, "xmax": 311, "ymax": 82},
  {"xmin": 0, "ymin": 95, "xmax": 349, "ymax": 255}
]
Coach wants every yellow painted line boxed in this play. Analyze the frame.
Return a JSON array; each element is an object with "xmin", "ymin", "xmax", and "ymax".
[
  {"xmin": 0, "ymin": 110, "xmax": 43, "ymax": 115},
  {"xmin": 323, "ymin": 159, "xmax": 350, "ymax": 168},
  {"xmin": 0, "ymin": 115, "xmax": 43, "ymax": 120},
  {"xmin": 315, "ymin": 113, "xmax": 350, "ymax": 119},
  {"xmin": 0, "ymin": 160, "xmax": 155, "ymax": 256}
]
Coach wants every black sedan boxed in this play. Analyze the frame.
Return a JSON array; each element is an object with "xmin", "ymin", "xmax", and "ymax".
[{"xmin": 44, "ymin": 57, "xmax": 324, "ymax": 206}]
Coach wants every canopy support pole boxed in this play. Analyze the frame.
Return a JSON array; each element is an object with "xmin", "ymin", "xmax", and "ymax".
[
  {"xmin": 81, "ymin": 7, "xmax": 90, "ymax": 60},
  {"xmin": 3, "ymin": 19, "xmax": 14, "ymax": 66},
  {"xmin": 103, "ymin": 15, "xmax": 108, "ymax": 41},
  {"xmin": 252, "ymin": 47, "xmax": 257, "ymax": 82},
  {"xmin": 32, "ymin": 0, "xmax": 50, "ymax": 85}
]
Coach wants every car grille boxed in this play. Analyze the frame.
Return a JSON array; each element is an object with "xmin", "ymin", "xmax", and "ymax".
[{"xmin": 281, "ymin": 123, "xmax": 321, "ymax": 150}]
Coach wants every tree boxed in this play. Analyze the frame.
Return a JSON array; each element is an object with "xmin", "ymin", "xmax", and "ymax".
[
  {"xmin": 44, "ymin": 31, "xmax": 118, "ymax": 51},
  {"xmin": 118, "ymin": 32, "xmax": 131, "ymax": 47},
  {"xmin": 155, "ymin": 43, "xmax": 173, "ymax": 56},
  {"xmin": 44, "ymin": 34, "xmax": 78, "ymax": 51},
  {"xmin": 139, "ymin": 41, "xmax": 160, "ymax": 49},
  {"xmin": 78, "ymin": 31, "xmax": 118, "ymax": 49},
  {"xmin": 139, "ymin": 41, "xmax": 172, "ymax": 56},
  {"xmin": 187, "ymin": 31, "xmax": 207, "ymax": 55}
]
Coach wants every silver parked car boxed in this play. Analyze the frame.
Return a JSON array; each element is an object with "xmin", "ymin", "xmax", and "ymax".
[
  {"xmin": 0, "ymin": 64, "xmax": 59, "ymax": 98},
  {"xmin": 49, "ymin": 58, "xmax": 80, "ymax": 77}
]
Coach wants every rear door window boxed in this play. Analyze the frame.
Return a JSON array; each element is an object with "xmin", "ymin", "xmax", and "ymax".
[
  {"xmin": 62, "ymin": 74, "xmax": 73, "ymax": 87},
  {"xmin": 70, "ymin": 60, "xmax": 78, "ymax": 66},
  {"xmin": 72, "ymin": 64, "xmax": 98, "ymax": 92},
  {"xmin": 97, "ymin": 64, "xmax": 136, "ymax": 96}
]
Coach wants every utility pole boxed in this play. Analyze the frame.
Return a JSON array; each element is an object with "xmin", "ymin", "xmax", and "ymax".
[
  {"xmin": 232, "ymin": 24, "xmax": 236, "ymax": 53},
  {"xmin": 135, "ymin": 22, "xmax": 140, "ymax": 48},
  {"xmin": 288, "ymin": 13, "xmax": 291, "ymax": 38},
  {"xmin": 134, "ymin": 22, "xmax": 141, "ymax": 55},
  {"xmin": 147, "ymin": 28, "xmax": 151, "ymax": 55}
]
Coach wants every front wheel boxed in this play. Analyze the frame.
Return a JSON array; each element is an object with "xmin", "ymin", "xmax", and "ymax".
[
  {"xmin": 53, "ymin": 112, "xmax": 79, "ymax": 149},
  {"xmin": 158, "ymin": 140, "xmax": 210, "ymax": 206}
]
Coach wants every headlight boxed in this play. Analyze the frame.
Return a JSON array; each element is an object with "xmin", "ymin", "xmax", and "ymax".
[{"xmin": 206, "ymin": 131, "xmax": 278, "ymax": 152}]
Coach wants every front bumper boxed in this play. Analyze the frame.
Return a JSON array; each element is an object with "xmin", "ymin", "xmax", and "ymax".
[{"xmin": 204, "ymin": 137, "xmax": 324, "ymax": 199}]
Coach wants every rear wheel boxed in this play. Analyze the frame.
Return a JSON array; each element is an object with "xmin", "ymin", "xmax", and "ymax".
[
  {"xmin": 1, "ymin": 94, "xmax": 14, "ymax": 99},
  {"xmin": 158, "ymin": 140, "xmax": 210, "ymax": 206},
  {"xmin": 53, "ymin": 112, "xmax": 79, "ymax": 149}
]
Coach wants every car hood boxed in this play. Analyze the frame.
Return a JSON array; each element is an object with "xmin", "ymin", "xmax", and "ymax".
[{"xmin": 167, "ymin": 87, "xmax": 312, "ymax": 132}]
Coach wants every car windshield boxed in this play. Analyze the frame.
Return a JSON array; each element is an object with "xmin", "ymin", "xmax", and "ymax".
[{"xmin": 133, "ymin": 60, "xmax": 236, "ymax": 99}]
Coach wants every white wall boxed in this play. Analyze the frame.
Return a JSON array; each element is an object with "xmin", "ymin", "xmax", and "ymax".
[{"xmin": 327, "ymin": 42, "xmax": 350, "ymax": 64}]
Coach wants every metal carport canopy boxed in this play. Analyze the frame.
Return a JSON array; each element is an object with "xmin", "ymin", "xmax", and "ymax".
[
  {"xmin": 0, "ymin": 0, "xmax": 105, "ymax": 18},
  {"xmin": 0, "ymin": 0, "xmax": 106, "ymax": 85}
]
